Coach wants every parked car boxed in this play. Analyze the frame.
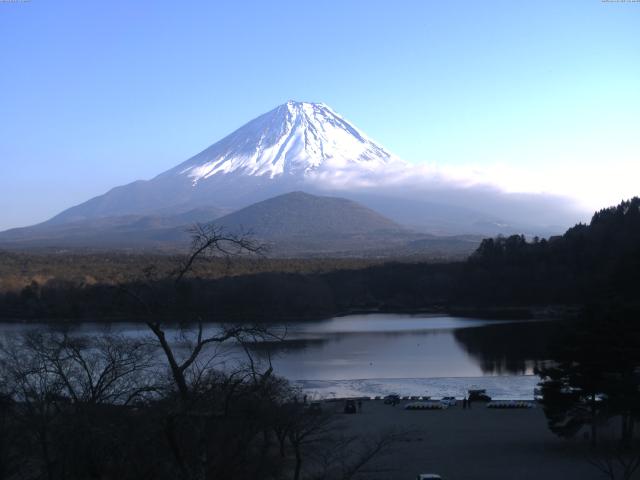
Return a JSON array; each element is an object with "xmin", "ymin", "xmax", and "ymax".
[
  {"xmin": 344, "ymin": 399, "xmax": 357, "ymax": 414},
  {"xmin": 468, "ymin": 389, "xmax": 492, "ymax": 402},
  {"xmin": 440, "ymin": 396, "xmax": 457, "ymax": 406},
  {"xmin": 417, "ymin": 474, "xmax": 443, "ymax": 480},
  {"xmin": 308, "ymin": 402, "xmax": 322, "ymax": 414},
  {"xmin": 383, "ymin": 394, "xmax": 400, "ymax": 405}
]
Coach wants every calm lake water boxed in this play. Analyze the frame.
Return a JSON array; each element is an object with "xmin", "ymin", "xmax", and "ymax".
[
  {"xmin": 256, "ymin": 314, "xmax": 554, "ymax": 380},
  {"xmin": 0, "ymin": 314, "xmax": 556, "ymax": 398}
]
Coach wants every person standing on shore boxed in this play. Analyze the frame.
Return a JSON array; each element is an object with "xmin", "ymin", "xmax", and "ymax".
[
  {"xmin": 468, "ymin": 397, "xmax": 472, "ymax": 409},
  {"xmin": 357, "ymin": 400, "xmax": 362, "ymax": 413},
  {"xmin": 463, "ymin": 397, "xmax": 467, "ymax": 409}
]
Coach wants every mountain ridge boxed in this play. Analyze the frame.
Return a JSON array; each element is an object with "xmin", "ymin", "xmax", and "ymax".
[
  {"xmin": 0, "ymin": 192, "xmax": 482, "ymax": 257},
  {"xmin": 4, "ymin": 100, "xmax": 585, "ymax": 238}
]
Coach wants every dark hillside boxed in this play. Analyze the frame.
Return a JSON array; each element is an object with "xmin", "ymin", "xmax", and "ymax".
[{"xmin": 214, "ymin": 191, "xmax": 404, "ymax": 238}]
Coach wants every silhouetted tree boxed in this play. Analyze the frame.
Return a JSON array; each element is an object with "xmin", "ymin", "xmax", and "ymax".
[{"xmin": 537, "ymin": 305, "xmax": 640, "ymax": 447}]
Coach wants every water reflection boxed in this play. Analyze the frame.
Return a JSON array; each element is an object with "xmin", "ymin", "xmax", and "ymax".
[
  {"xmin": 250, "ymin": 314, "xmax": 554, "ymax": 380},
  {"xmin": 0, "ymin": 314, "xmax": 556, "ymax": 380},
  {"xmin": 452, "ymin": 321, "xmax": 557, "ymax": 375}
]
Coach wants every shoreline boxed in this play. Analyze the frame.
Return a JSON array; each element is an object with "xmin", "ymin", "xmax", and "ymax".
[
  {"xmin": 0, "ymin": 303, "xmax": 577, "ymax": 324},
  {"xmin": 294, "ymin": 374, "xmax": 541, "ymax": 401}
]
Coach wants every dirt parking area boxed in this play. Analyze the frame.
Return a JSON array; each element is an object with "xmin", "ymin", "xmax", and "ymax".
[{"xmin": 328, "ymin": 399, "xmax": 600, "ymax": 480}]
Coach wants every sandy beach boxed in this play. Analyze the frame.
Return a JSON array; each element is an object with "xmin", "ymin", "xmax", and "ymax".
[{"xmin": 327, "ymin": 399, "xmax": 601, "ymax": 480}]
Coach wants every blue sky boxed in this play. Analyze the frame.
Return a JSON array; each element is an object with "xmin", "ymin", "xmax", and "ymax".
[{"xmin": 1, "ymin": 0, "xmax": 639, "ymax": 230}]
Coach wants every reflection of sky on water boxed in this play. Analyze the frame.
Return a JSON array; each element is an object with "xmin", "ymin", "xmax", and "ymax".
[
  {"xmin": 267, "ymin": 329, "xmax": 484, "ymax": 380},
  {"xmin": 283, "ymin": 313, "xmax": 511, "ymax": 336},
  {"xmin": 253, "ymin": 314, "xmax": 551, "ymax": 380}
]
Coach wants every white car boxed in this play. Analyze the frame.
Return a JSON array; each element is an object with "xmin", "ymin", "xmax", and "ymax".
[
  {"xmin": 440, "ymin": 396, "xmax": 457, "ymax": 406},
  {"xmin": 417, "ymin": 474, "xmax": 443, "ymax": 480}
]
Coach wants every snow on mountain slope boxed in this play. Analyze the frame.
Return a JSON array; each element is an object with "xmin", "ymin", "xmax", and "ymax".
[{"xmin": 173, "ymin": 101, "xmax": 405, "ymax": 183}]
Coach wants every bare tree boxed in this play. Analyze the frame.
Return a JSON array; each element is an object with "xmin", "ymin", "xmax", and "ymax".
[
  {"xmin": 311, "ymin": 429, "xmax": 407, "ymax": 480},
  {"xmin": 121, "ymin": 224, "xmax": 290, "ymax": 480},
  {"xmin": 123, "ymin": 223, "xmax": 274, "ymax": 403},
  {"xmin": 0, "ymin": 331, "xmax": 157, "ymax": 480},
  {"xmin": 18, "ymin": 331, "xmax": 155, "ymax": 406},
  {"xmin": 173, "ymin": 223, "xmax": 264, "ymax": 284},
  {"xmin": 286, "ymin": 408, "xmax": 336, "ymax": 480},
  {"xmin": 1, "ymin": 333, "xmax": 68, "ymax": 480},
  {"xmin": 280, "ymin": 404, "xmax": 407, "ymax": 480}
]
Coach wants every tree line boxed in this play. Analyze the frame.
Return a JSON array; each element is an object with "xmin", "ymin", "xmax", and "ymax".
[{"xmin": 2, "ymin": 198, "xmax": 639, "ymax": 321}]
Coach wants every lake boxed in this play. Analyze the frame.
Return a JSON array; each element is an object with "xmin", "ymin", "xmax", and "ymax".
[
  {"xmin": 254, "ymin": 314, "xmax": 556, "ymax": 399},
  {"xmin": 0, "ymin": 314, "xmax": 557, "ymax": 399}
]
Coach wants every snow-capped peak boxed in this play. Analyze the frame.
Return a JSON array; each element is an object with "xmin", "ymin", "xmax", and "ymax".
[{"xmin": 176, "ymin": 101, "xmax": 405, "ymax": 184}]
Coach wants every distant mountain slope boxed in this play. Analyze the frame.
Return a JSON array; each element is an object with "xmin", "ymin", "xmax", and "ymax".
[
  {"xmin": 214, "ymin": 191, "xmax": 403, "ymax": 238},
  {"xmin": 0, "ymin": 207, "xmax": 225, "ymax": 249},
  {"xmin": 0, "ymin": 192, "xmax": 481, "ymax": 257}
]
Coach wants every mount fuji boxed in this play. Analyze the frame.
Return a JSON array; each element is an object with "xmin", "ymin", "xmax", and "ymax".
[
  {"xmin": 45, "ymin": 101, "xmax": 406, "ymax": 224},
  {"xmin": 179, "ymin": 101, "xmax": 404, "ymax": 181},
  {"xmin": 0, "ymin": 100, "xmax": 585, "ymax": 251}
]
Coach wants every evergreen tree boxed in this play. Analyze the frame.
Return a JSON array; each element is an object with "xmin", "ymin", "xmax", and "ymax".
[{"xmin": 537, "ymin": 305, "xmax": 640, "ymax": 446}]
